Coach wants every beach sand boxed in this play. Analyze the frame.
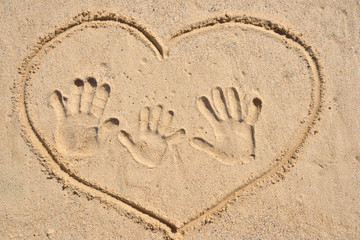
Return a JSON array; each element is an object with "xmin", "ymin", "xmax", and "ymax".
[{"xmin": 0, "ymin": 1, "xmax": 359, "ymax": 239}]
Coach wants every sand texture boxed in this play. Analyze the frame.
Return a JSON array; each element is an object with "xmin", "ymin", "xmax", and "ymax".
[{"xmin": 1, "ymin": 1, "xmax": 359, "ymax": 239}]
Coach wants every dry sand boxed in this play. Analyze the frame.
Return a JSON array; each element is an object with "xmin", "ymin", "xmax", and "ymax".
[{"xmin": 1, "ymin": 1, "xmax": 359, "ymax": 239}]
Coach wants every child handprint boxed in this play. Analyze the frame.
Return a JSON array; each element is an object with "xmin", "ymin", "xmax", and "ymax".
[
  {"xmin": 50, "ymin": 77, "xmax": 119, "ymax": 157},
  {"xmin": 118, "ymin": 105, "xmax": 186, "ymax": 168},
  {"xmin": 191, "ymin": 86, "xmax": 262, "ymax": 165}
]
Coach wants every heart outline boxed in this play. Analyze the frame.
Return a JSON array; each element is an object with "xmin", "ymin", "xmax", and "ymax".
[{"xmin": 17, "ymin": 11, "xmax": 325, "ymax": 237}]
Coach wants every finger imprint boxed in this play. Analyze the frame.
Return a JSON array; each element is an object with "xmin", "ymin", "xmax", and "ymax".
[
  {"xmin": 68, "ymin": 79, "xmax": 84, "ymax": 115},
  {"xmin": 103, "ymin": 118, "xmax": 119, "ymax": 129},
  {"xmin": 80, "ymin": 77, "xmax": 97, "ymax": 113},
  {"xmin": 245, "ymin": 97, "xmax": 262, "ymax": 125},
  {"xmin": 166, "ymin": 128, "xmax": 186, "ymax": 142},
  {"xmin": 139, "ymin": 106, "xmax": 150, "ymax": 132},
  {"xmin": 212, "ymin": 86, "xmax": 229, "ymax": 120},
  {"xmin": 118, "ymin": 130, "xmax": 135, "ymax": 148},
  {"xmin": 190, "ymin": 137, "xmax": 215, "ymax": 154},
  {"xmin": 158, "ymin": 110, "xmax": 174, "ymax": 136},
  {"xmin": 90, "ymin": 83, "xmax": 110, "ymax": 119},
  {"xmin": 197, "ymin": 96, "xmax": 219, "ymax": 126},
  {"xmin": 149, "ymin": 105, "xmax": 163, "ymax": 132},
  {"xmin": 50, "ymin": 90, "xmax": 66, "ymax": 120},
  {"xmin": 227, "ymin": 87, "xmax": 242, "ymax": 121}
]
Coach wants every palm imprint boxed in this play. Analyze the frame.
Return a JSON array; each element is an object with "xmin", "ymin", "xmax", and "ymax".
[
  {"xmin": 50, "ymin": 77, "xmax": 119, "ymax": 157},
  {"xmin": 118, "ymin": 105, "xmax": 186, "ymax": 168},
  {"xmin": 191, "ymin": 86, "xmax": 262, "ymax": 165}
]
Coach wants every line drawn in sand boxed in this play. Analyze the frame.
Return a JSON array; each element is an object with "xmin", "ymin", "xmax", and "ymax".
[
  {"xmin": 191, "ymin": 86, "xmax": 262, "ymax": 165},
  {"xmin": 50, "ymin": 77, "xmax": 119, "ymax": 156},
  {"xmin": 118, "ymin": 105, "xmax": 186, "ymax": 168}
]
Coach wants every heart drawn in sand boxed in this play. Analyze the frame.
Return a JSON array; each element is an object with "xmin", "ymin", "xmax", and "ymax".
[{"xmin": 18, "ymin": 12, "xmax": 323, "ymax": 236}]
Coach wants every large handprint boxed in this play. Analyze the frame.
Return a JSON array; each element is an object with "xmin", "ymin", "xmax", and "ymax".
[
  {"xmin": 191, "ymin": 86, "xmax": 262, "ymax": 165},
  {"xmin": 118, "ymin": 105, "xmax": 186, "ymax": 168},
  {"xmin": 50, "ymin": 78, "xmax": 119, "ymax": 157}
]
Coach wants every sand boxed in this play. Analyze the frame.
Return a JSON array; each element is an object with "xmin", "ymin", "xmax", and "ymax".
[{"xmin": 1, "ymin": 1, "xmax": 359, "ymax": 239}]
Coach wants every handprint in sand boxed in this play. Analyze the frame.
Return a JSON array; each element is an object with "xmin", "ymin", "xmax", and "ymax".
[
  {"xmin": 191, "ymin": 86, "xmax": 262, "ymax": 165},
  {"xmin": 50, "ymin": 78, "xmax": 119, "ymax": 157},
  {"xmin": 118, "ymin": 105, "xmax": 186, "ymax": 168}
]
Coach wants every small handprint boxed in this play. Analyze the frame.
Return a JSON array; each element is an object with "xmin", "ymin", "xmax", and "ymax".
[
  {"xmin": 50, "ymin": 77, "xmax": 119, "ymax": 157},
  {"xmin": 118, "ymin": 105, "xmax": 186, "ymax": 168},
  {"xmin": 191, "ymin": 86, "xmax": 262, "ymax": 165}
]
